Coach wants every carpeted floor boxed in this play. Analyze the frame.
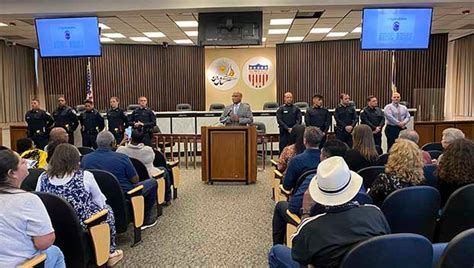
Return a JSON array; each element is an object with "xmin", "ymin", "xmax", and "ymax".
[{"xmin": 116, "ymin": 167, "xmax": 275, "ymax": 267}]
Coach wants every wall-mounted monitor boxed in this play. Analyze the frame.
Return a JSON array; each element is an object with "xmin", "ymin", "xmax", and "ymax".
[
  {"xmin": 361, "ymin": 8, "xmax": 433, "ymax": 50},
  {"xmin": 35, "ymin": 17, "xmax": 101, "ymax": 57}
]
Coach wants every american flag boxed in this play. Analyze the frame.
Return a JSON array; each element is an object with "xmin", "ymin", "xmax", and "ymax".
[
  {"xmin": 86, "ymin": 57, "xmax": 93, "ymax": 101},
  {"xmin": 390, "ymin": 51, "xmax": 397, "ymax": 93}
]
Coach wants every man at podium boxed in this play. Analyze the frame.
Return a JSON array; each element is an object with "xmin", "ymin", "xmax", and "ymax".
[{"xmin": 219, "ymin": 91, "xmax": 254, "ymax": 126}]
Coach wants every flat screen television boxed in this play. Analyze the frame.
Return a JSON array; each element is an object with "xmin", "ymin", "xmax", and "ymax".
[
  {"xmin": 361, "ymin": 8, "xmax": 433, "ymax": 50},
  {"xmin": 35, "ymin": 17, "xmax": 101, "ymax": 57}
]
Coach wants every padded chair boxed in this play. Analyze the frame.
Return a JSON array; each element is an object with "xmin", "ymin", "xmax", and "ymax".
[
  {"xmin": 279, "ymin": 168, "xmax": 317, "ymax": 199},
  {"xmin": 436, "ymin": 228, "xmax": 474, "ymax": 268},
  {"xmin": 340, "ymin": 234, "xmax": 433, "ymax": 268},
  {"xmin": 399, "ymin": 101, "xmax": 410, "ymax": 108},
  {"xmin": 153, "ymin": 149, "xmax": 180, "ymax": 199},
  {"xmin": 252, "ymin": 122, "xmax": 266, "ymax": 134},
  {"xmin": 35, "ymin": 192, "xmax": 111, "ymax": 268},
  {"xmin": 436, "ymin": 184, "xmax": 474, "ymax": 242},
  {"xmin": 381, "ymin": 186, "xmax": 441, "ymax": 241},
  {"xmin": 77, "ymin": 146, "xmax": 94, "ymax": 155},
  {"xmin": 127, "ymin": 104, "xmax": 140, "ymax": 111},
  {"xmin": 354, "ymin": 191, "xmax": 374, "ymax": 205},
  {"xmin": 87, "ymin": 169, "xmax": 145, "ymax": 247},
  {"xmin": 294, "ymin": 102, "xmax": 309, "ymax": 109},
  {"xmin": 427, "ymin": 150, "xmax": 443, "ymax": 160},
  {"xmin": 209, "ymin": 103, "xmax": 225, "ymax": 111},
  {"xmin": 20, "ymin": 168, "xmax": 45, "ymax": 191},
  {"xmin": 130, "ymin": 158, "xmax": 166, "ymax": 216},
  {"xmin": 375, "ymin": 145, "xmax": 383, "ymax": 155},
  {"xmin": 263, "ymin": 102, "xmax": 279, "ymax": 110},
  {"xmin": 271, "ymin": 160, "xmax": 285, "ymax": 203},
  {"xmin": 423, "ymin": 164, "xmax": 438, "ymax": 187},
  {"xmin": 176, "ymin": 103, "xmax": 192, "ymax": 111},
  {"xmin": 357, "ymin": 166, "xmax": 385, "ymax": 190},
  {"xmin": 421, "ymin": 142, "xmax": 443, "ymax": 152},
  {"xmin": 18, "ymin": 254, "xmax": 46, "ymax": 268},
  {"xmin": 376, "ymin": 153, "xmax": 389, "ymax": 166}
]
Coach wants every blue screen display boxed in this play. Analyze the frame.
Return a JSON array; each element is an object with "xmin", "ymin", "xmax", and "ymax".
[
  {"xmin": 35, "ymin": 17, "xmax": 101, "ymax": 57},
  {"xmin": 361, "ymin": 8, "xmax": 433, "ymax": 50}
]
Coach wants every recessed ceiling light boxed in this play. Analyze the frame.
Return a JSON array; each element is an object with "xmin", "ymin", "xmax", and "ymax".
[
  {"xmin": 310, "ymin": 28, "xmax": 332, "ymax": 34},
  {"xmin": 175, "ymin": 21, "xmax": 198, "ymax": 28},
  {"xmin": 286, "ymin": 36, "xmax": 305, "ymax": 42},
  {"xmin": 100, "ymin": 37, "xmax": 114, "ymax": 42},
  {"xmin": 130, "ymin": 37, "xmax": 152, "ymax": 42},
  {"xmin": 352, "ymin": 27, "xmax": 362, "ymax": 33},
  {"xmin": 174, "ymin": 39, "xmax": 193, "ymax": 44},
  {"xmin": 268, "ymin": 29, "xmax": 289, "ymax": 35},
  {"xmin": 98, "ymin": 23, "xmax": 110, "ymax": 29},
  {"xmin": 0, "ymin": 22, "xmax": 8, "ymax": 27},
  {"xmin": 102, "ymin": 33, "xmax": 126, "ymax": 38},
  {"xmin": 144, "ymin": 32, "xmax": 166, "ymax": 38},
  {"xmin": 270, "ymin": 18, "xmax": 294, "ymax": 25},
  {"xmin": 327, "ymin": 32, "xmax": 348, "ymax": 37},
  {"xmin": 262, "ymin": 37, "xmax": 267, "ymax": 42},
  {"xmin": 185, "ymin": 31, "xmax": 198, "ymax": 37}
]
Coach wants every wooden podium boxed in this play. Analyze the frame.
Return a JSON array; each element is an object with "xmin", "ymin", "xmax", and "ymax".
[{"xmin": 201, "ymin": 126, "xmax": 257, "ymax": 184}]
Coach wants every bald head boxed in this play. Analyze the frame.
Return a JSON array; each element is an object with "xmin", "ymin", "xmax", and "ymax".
[
  {"xmin": 49, "ymin": 127, "xmax": 68, "ymax": 143},
  {"xmin": 392, "ymin": 92, "xmax": 401, "ymax": 104},
  {"xmin": 284, "ymin": 92, "xmax": 294, "ymax": 105}
]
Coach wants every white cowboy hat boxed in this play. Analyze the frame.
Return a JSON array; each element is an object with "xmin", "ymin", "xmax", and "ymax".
[{"xmin": 308, "ymin": 156, "xmax": 363, "ymax": 206}]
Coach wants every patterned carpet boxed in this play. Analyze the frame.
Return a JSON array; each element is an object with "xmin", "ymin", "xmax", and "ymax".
[{"xmin": 116, "ymin": 167, "xmax": 275, "ymax": 267}]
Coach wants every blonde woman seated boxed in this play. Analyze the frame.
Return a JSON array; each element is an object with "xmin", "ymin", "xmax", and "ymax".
[
  {"xmin": 369, "ymin": 139, "xmax": 425, "ymax": 206},
  {"xmin": 276, "ymin": 124, "xmax": 306, "ymax": 174},
  {"xmin": 35, "ymin": 144, "xmax": 123, "ymax": 266}
]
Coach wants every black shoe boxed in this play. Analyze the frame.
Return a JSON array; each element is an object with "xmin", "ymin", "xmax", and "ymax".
[{"xmin": 141, "ymin": 219, "xmax": 158, "ymax": 230}]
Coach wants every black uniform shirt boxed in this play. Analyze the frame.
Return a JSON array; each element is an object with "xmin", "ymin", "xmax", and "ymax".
[
  {"xmin": 334, "ymin": 104, "xmax": 358, "ymax": 130},
  {"xmin": 360, "ymin": 106, "xmax": 385, "ymax": 130},
  {"xmin": 52, "ymin": 106, "xmax": 79, "ymax": 132},
  {"xmin": 276, "ymin": 104, "xmax": 302, "ymax": 130},
  {"xmin": 130, "ymin": 107, "xmax": 156, "ymax": 131},
  {"xmin": 304, "ymin": 105, "xmax": 331, "ymax": 132},
  {"xmin": 107, "ymin": 107, "xmax": 128, "ymax": 133},
  {"xmin": 79, "ymin": 109, "xmax": 104, "ymax": 133},
  {"xmin": 25, "ymin": 109, "xmax": 54, "ymax": 135}
]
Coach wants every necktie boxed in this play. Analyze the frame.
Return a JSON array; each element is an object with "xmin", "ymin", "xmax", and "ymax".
[{"xmin": 396, "ymin": 105, "xmax": 401, "ymax": 121}]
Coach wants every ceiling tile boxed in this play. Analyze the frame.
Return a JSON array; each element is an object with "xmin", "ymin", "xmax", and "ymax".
[{"xmin": 321, "ymin": 9, "xmax": 350, "ymax": 18}]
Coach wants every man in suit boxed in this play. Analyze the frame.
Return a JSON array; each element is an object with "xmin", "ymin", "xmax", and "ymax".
[{"xmin": 219, "ymin": 91, "xmax": 253, "ymax": 126}]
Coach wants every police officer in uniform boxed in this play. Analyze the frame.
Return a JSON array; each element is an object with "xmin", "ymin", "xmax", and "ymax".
[
  {"xmin": 334, "ymin": 93, "xmax": 358, "ymax": 148},
  {"xmin": 25, "ymin": 99, "xmax": 54, "ymax": 150},
  {"xmin": 276, "ymin": 92, "xmax": 302, "ymax": 153},
  {"xmin": 52, "ymin": 96, "xmax": 79, "ymax": 145},
  {"xmin": 360, "ymin": 95, "xmax": 385, "ymax": 147},
  {"xmin": 304, "ymin": 94, "xmax": 331, "ymax": 148},
  {"xmin": 107, "ymin": 96, "xmax": 129, "ymax": 143},
  {"xmin": 79, "ymin": 99, "xmax": 104, "ymax": 149},
  {"xmin": 129, "ymin": 96, "xmax": 156, "ymax": 146}
]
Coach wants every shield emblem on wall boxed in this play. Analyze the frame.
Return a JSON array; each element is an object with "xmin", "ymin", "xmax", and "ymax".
[{"xmin": 243, "ymin": 57, "xmax": 274, "ymax": 90}]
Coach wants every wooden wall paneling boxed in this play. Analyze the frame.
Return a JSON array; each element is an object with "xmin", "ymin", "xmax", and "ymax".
[
  {"xmin": 276, "ymin": 34, "xmax": 448, "ymax": 110},
  {"xmin": 414, "ymin": 124, "xmax": 435, "ymax": 147},
  {"xmin": 9, "ymin": 125, "xmax": 28, "ymax": 152},
  {"xmin": 42, "ymin": 45, "xmax": 205, "ymax": 112},
  {"xmin": 455, "ymin": 122, "xmax": 474, "ymax": 140}
]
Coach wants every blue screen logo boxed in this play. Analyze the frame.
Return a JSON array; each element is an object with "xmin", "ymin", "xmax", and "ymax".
[
  {"xmin": 393, "ymin": 21, "xmax": 400, "ymax": 32},
  {"xmin": 64, "ymin": 30, "xmax": 71, "ymax": 40}
]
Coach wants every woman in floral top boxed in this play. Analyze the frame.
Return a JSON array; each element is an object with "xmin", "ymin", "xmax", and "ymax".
[
  {"xmin": 369, "ymin": 139, "xmax": 425, "ymax": 206},
  {"xmin": 277, "ymin": 124, "xmax": 305, "ymax": 174}
]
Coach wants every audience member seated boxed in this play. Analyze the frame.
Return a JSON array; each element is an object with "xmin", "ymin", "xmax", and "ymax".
[
  {"xmin": 16, "ymin": 138, "xmax": 48, "ymax": 169},
  {"xmin": 272, "ymin": 127, "xmax": 323, "ymax": 245},
  {"xmin": 398, "ymin": 129, "xmax": 432, "ymax": 164},
  {"xmin": 45, "ymin": 127, "xmax": 69, "ymax": 163},
  {"xmin": 116, "ymin": 129, "xmax": 172, "ymax": 203},
  {"xmin": 436, "ymin": 138, "xmax": 474, "ymax": 206},
  {"xmin": 268, "ymin": 156, "xmax": 390, "ymax": 268},
  {"xmin": 344, "ymin": 125, "xmax": 378, "ymax": 172},
  {"xmin": 276, "ymin": 124, "xmax": 305, "ymax": 174},
  {"xmin": 438, "ymin": 128, "xmax": 465, "ymax": 162},
  {"xmin": 0, "ymin": 148, "xmax": 65, "ymax": 267},
  {"xmin": 369, "ymin": 139, "xmax": 425, "ymax": 206},
  {"xmin": 301, "ymin": 139, "xmax": 349, "ymax": 219},
  {"xmin": 81, "ymin": 131, "xmax": 158, "ymax": 229},
  {"xmin": 35, "ymin": 144, "xmax": 123, "ymax": 266}
]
